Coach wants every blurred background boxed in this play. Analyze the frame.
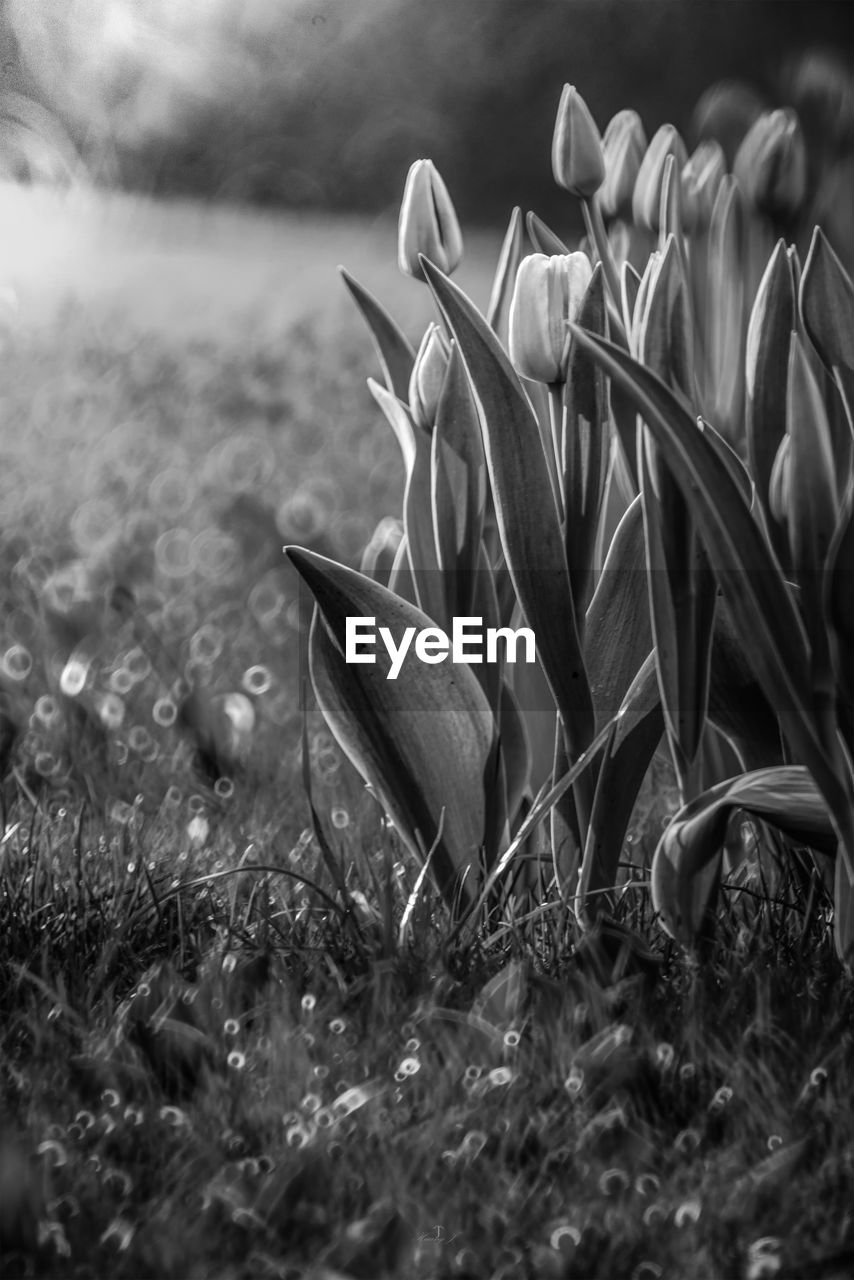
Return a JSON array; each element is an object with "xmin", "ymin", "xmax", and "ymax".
[
  {"xmin": 2, "ymin": 0, "xmax": 854, "ymax": 226},
  {"xmin": 0, "ymin": 0, "xmax": 853, "ymax": 830}
]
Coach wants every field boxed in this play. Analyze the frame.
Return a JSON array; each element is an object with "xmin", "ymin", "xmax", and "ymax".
[{"xmin": 1, "ymin": 183, "xmax": 854, "ymax": 1280}]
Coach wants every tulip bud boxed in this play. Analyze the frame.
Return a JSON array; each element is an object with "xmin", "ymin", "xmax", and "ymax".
[
  {"xmin": 800, "ymin": 226, "xmax": 854, "ymax": 373},
  {"xmin": 638, "ymin": 234, "xmax": 695, "ymax": 403},
  {"xmin": 632, "ymin": 125, "xmax": 688, "ymax": 231},
  {"xmin": 599, "ymin": 109, "xmax": 647, "ymax": 220},
  {"xmin": 508, "ymin": 252, "xmax": 593, "ymax": 384},
  {"xmin": 398, "ymin": 159, "xmax": 463, "ymax": 282},
  {"xmin": 551, "ymin": 85, "xmax": 606, "ymax": 199},
  {"xmin": 408, "ymin": 323, "xmax": 450, "ymax": 430},
  {"xmin": 692, "ymin": 80, "xmax": 766, "ymax": 169},
  {"xmin": 768, "ymin": 432, "xmax": 791, "ymax": 527},
  {"xmin": 681, "ymin": 140, "xmax": 726, "ymax": 233},
  {"xmin": 733, "ymin": 109, "xmax": 808, "ymax": 223}
]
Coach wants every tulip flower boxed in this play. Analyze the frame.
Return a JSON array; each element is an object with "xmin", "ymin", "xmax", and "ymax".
[
  {"xmin": 681, "ymin": 139, "xmax": 726, "ymax": 233},
  {"xmin": 733, "ymin": 108, "xmax": 808, "ymax": 222},
  {"xmin": 599, "ymin": 109, "xmax": 647, "ymax": 220},
  {"xmin": 408, "ymin": 323, "xmax": 450, "ymax": 430},
  {"xmin": 551, "ymin": 85, "xmax": 605, "ymax": 199},
  {"xmin": 398, "ymin": 159, "xmax": 463, "ymax": 282},
  {"xmin": 632, "ymin": 124, "xmax": 688, "ymax": 231},
  {"xmin": 508, "ymin": 251, "xmax": 593, "ymax": 384}
]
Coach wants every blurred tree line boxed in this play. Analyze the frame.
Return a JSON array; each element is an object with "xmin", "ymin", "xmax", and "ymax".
[{"xmin": 1, "ymin": 0, "xmax": 853, "ymax": 231}]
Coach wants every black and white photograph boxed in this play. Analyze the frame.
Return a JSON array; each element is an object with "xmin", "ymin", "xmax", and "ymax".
[{"xmin": 2, "ymin": 2, "xmax": 854, "ymax": 1276}]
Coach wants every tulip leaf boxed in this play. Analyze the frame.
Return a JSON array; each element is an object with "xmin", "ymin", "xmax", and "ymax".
[
  {"xmin": 287, "ymin": 547, "xmax": 497, "ymax": 919},
  {"xmin": 825, "ymin": 481, "xmax": 854, "ymax": 724},
  {"xmin": 800, "ymin": 228, "xmax": 854, "ymax": 371},
  {"xmin": 705, "ymin": 177, "xmax": 746, "ymax": 444},
  {"xmin": 800, "ymin": 227, "xmax": 854, "ymax": 422},
  {"xmin": 563, "ymin": 263, "xmax": 611, "ymax": 620},
  {"xmin": 568, "ymin": 323, "xmax": 854, "ymax": 885},
  {"xmin": 387, "ymin": 533, "xmax": 418, "ymax": 608},
  {"xmin": 487, "ymin": 207, "xmax": 527, "ymax": 350},
  {"xmin": 651, "ymin": 767, "xmax": 837, "ymax": 948},
  {"xmin": 786, "ymin": 333, "xmax": 839, "ymax": 684},
  {"xmin": 405, "ymin": 428, "xmax": 448, "ymax": 629},
  {"xmin": 707, "ymin": 595, "xmax": 784, "ymax": 770},
  {"xmin": 509, "ymin": 657, "xmax": 559, "ymax": 792},
  {"xmin": 577, "ymin": 652, "xmax": 664, "ymax": 924},
  {"xmin": 745, "ymin": 239, "xmax": 794, "ymax": 553},
  {"xmin": 368, "ymin": 378, "xmax": 416, "ymax": 477},
  {"xmin": 525, "ymin": 211, "xmax": 570, "ymax": 256},
  {"xmin": 429, "ymin": 432, "xmax": 458, "ymax": 610},
  {"xmin": 431, "ymin": 342, "xmax": 487, "ymax": 615},
  {"xmin": 584, "ymin": 495, "xmax": 651, "ymax": 726},
  {"xmin": 421, "ymin": 258, "xmax": 596, "ymax": 771},
  {"xmin": 470, "ymin": 541, "xmax": 503, "ymax": 717},
  {"xmin": 340, "ymin": 268, "xmax": 415, "ymax": 401},
  {"xmin": 834, "ymin": 853, "xmax": 854, "ymax": 967},
  {"xmin": 621, "ymin": 260, "xmax": 641, "ymax": 346},
  {"xmin": 637, "ymin": 237, "xmax": 716, "ymax": 785},
  {"xmin": 498, "ymin": 679, "xmax": 532, "ymax": 829}
]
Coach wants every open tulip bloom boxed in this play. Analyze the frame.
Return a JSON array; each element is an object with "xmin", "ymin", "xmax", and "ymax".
[{"xmin": 290, "ymin": 84, "xmax": 854, "ymax": 971}]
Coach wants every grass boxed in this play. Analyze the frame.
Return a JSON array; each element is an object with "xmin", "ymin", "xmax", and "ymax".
[{"xmin": 1, "ymin": 186, "xmax": 854, "ymax": 1279}]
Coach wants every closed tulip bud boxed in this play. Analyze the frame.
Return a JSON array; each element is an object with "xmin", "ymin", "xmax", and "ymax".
[
  {"xmin": 768, "ymin": 432, "xmax": 791, "ymax": 527},
  {"xmin": 599, "ymin": 109, "xmax": 647, "ymax": 220},
  {"xmin": 681, "ymin": 139, "xmax": 726, "ymax": 233},
  {"xmin": 408, "ymin": 323, "xmax": 450, "ymax": 430},
  {"xmin": 508, "ymin": 251, "xmax": 593, "ymax": 384},
  {"xmin": 398, "ymin": 159, "xmax": 463, "ymax": 282},
  {"xmin": 632, "ymin": 124, "xmax": 688, "ymax": 231},
  {"xmin": 551, "ymin": 84, "xmax": 606, "ymax": 199},
  {"xmin": 733, "ymin": 109, "xmax": 808, "ymax": 222}
]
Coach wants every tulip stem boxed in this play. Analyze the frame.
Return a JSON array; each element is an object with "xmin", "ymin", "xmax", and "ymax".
[{"xmin": 547, "ymin": 383, "xmax": 566, "ymax": 522}]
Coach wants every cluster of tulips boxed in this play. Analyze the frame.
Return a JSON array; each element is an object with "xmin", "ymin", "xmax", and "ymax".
[{"xmin": 287, "ymin": 80, "xmax": 854, "ymax": 968}]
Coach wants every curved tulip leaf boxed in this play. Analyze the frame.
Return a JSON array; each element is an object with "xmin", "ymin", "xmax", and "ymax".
[
  {"xmin": 368, "ymin": 378, "xmax": 416, "ymax": 477},
  {"xmin": 486, "ymin": 207, "xmax": 527, "ymax": 349},
  {"xmin": 525, "ymin": 211, "xmax": 570, "ymax": 256},
  {"xmin": 697, "ymin": 414, "xmax": 754, "ymax": 508},
  {"xmin": 421, "ymin": 258, "xmax": 596, "ymax": 770},
  {"xmin": 287, "ymin": 547, "xmax": 496, "ymax": 919},
  {"xmin": 651, "ymin": 767, "xmax": 837, "ymax": 948},
  {"xmin": 577, "ymin": 651, "xmax": 664, "ymax": 924},
  {"xmin": 568, "ymin": 323, "xmax": 854, "ymax": 885},
  {"xmin": 340, "ymin": 268, "xmax": 416, "ymax": 401}
]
